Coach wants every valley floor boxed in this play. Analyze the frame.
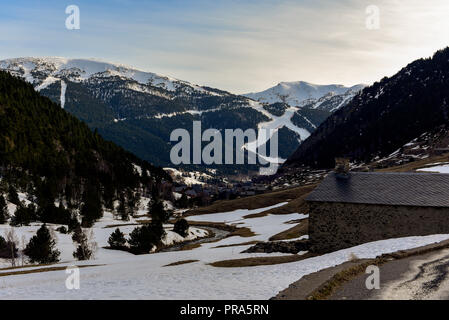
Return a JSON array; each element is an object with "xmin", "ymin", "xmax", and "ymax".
[{"xmin": 1, "ymin": 201, "xmax": 449, "ymax": 299}]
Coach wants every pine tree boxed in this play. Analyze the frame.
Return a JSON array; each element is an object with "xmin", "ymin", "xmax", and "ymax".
[
  {"xmin": 72, "ymin": 228, "xmax": 96, "ymax": 260},
  {"xmin": 24, "ymin": 224, "xmax": 60, "ymax": 264},
  {"xmin": 10, "ymin": 203, "xmax": 35, "ymax": 226},
  {"xmin": 73, "ymin": 242, "xmax": 92, "ymax": 261},
  {"xmin": 108, "ymin": 228, "xmax": 127, "ymax": 249},
  {"xmin": 71, "ymin": 225, "xmax": 84, "ymax": 243},
  {"xmin": 8, "ymin": 186, "xmax": 19, "ymax": 205},
  {"xmin": 148, "ymin": 200, "xmax": 169, "ymax": 225},
  {"xmin": 173, "ymin": 219, "xmax": 189, "ymax": 237},
  {"xmin": 80, "ymin": 183, "xmax": 103, "ymax": 227},
  {"xmin": 0, "ymin": 195, "xmax": 8, "ymax": 224},
  {"xmin": 126, "ymin": 189, "xmax": 139, "ymax": 218},
  {"xmin": 117, "ymin": 194, "xmax": 129, "ymax": 221},
  {"xmin": 68, "ymin": 215, "xmax": 81, "ymax": 233},
  {"xmin": 177, "ymin": 194, "xmax": 189, "ymax": 208}
]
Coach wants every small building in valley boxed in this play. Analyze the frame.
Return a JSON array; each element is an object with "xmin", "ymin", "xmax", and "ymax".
[{"xmin": 307, "ymin": 171, "xmax": 449, "ymax": 253}]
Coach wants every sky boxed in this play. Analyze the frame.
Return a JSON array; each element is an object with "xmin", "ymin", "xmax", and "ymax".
[{"xmin": 1, "ymin": 0, "xmax": 449, "ymax": 94}]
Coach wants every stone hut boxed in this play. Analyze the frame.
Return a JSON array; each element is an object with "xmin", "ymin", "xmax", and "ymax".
[{"xmin": 307, "ymin": 171, "xmax": 449, "ymax": 253}]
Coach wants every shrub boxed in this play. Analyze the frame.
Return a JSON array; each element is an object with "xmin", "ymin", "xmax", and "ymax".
[
  {"xmin": 176, "ymin": 194, "xmax": 189, "ymax": 208},
  {"xmin": 0, "ymin": 235, "xmax": 18, "ymax": 259},
  {"xmin": 24, "ymin": 224, "xmax": 60, "ymax": 264},
  {"xmin": 173, "ymin": 219, "xmax": 189, "ymax": 237},
  {"xmin": 56, "ymin": 226, "xmax": 68, "ymax": 234},
  {"xmin": 108, "ymin": 228, "xmax": 127, "ymax": 249},
  {"xmin": 128, "ymin": 223, "xmax": 165, "ymax": 254}
]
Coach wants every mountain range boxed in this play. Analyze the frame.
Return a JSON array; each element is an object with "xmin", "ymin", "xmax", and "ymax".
[
  {"xmin": 244, "ymin": 81, "xmax": 365, "ymax": 111},
  {"xmin": 0, "ymin": 57, "xmax": 362, "ymax": 176},
  {"xmin": 284, "ymin": 47, "xmax": 449, "ymax": 169}
]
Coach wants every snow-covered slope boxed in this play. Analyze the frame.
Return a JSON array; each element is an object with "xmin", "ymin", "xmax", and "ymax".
[
  {"xmin": 1, "ymin": 201, "xmax": 448, "ymax": 299},
  {"xmin": 244, "ymin": 81, "xmax": 365, "ymax": 110}
]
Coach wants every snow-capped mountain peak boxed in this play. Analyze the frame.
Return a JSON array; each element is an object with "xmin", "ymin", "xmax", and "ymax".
[
  {"xmin": 244, "ymin": 80, "xmax": 365, "ymax": 108},
  {"xmin": 0, "ymin": 57, "xmax": 221, "ymax": 95}
]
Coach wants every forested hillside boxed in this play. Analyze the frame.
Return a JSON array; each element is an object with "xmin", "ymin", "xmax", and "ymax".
[
  {"xmin": 0, "ymin": 71, "xmax": 170, "ymax": 226},
  {"xmin": 285, "ymin": 47, "xmax": 449, "ymax": 168}
]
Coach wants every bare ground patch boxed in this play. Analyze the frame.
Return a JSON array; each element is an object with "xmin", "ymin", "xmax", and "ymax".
[
  {"xmin": 188, "ymin": 220, "xmax": 256, "ymax": 239},
  {"xmin": 186, "ymin": 184, "xmax": 316, "ymax": 217},
  {"xmin": 209, "ymin": 252, "xmax": 317, "ymax": 268},
  {"xmin": 269, "ymin": 219, "xmax": 308, "ymax": 241},
  {"xmin": 163, "ymin": 259, "xmax": 199, "ymax": 267},
  {"xmin": 211, "ymin": 241, "xmax": 260, "ymax": 249},
  {"xmin": 178, "ymin": 243, "xmax": 202, "ymax": 251},
  {"xmin": 243, "ymin": 185, "xmax": 315, "ymax": 219},
  {"xmin": 0, "ymin": 264, "xmax": 103, "ymax": 277}
]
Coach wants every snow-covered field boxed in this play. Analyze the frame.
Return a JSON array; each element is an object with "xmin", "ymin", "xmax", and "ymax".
[{"xmin": 1, "ymin": 201, "xmax": 449, "ymax": 299}]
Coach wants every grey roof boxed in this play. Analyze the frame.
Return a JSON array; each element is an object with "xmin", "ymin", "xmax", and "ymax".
[{"xmin": 306, "ymin": 172, "xmax": 449, "ymax": 207}]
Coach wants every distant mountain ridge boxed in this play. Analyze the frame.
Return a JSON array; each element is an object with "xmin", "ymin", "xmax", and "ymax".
[
  {"xmin": 284, "ymin": 47, "xmax": 449, "ymax": 169},
  {"xmin": 0, "ymin": 57, "xmax": 358, "ymax": 175},
  {"xmin": 244, "ymin": 81, "xmax": 365, "ymax": 110}
]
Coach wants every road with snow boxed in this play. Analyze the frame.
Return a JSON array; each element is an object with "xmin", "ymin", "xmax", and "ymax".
[{"xmin": 330, "ymin": 246, "xmax": 449, "ymax": 300}]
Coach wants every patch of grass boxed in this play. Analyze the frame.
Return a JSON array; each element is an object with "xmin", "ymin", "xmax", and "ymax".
[
  {"xmin": 269, "ymin": 219, "xmax": 308, "ymax": 241},
  {"xmin": 284, "ymin": 219, "xmax": 304, "ymax": 224},
  {"xmin": 211, "ymin": 241, "xmax": 260, "ymax": 249},
  {"xmin": 209, "ymin": 252, "xmax": 316, "ymax": 268},
  {"xmin": 188, "ymin": 220, "xmax": 256, "ymax": 239},
  {"xmin": 163, "ymin": 259, "xmax": 199, "ymax": 267},
  {"xmin": 229, "ymin": 227, "xmax": 256, "ymax": 238},
  {"xmin": 243, "ymin": 185, "xmax": 316, "ymax": 219},
  {"xmin": 0, "ymin": 263, "xmax": 45, "ymax": 271},
  {"xmin": 186, "ymin": 184, "xmax": 316, "ymax": 217},
  {"xmin": 188, "ymin": 221, "xmax": 237, "ymax": 232},
  {"xmin": 0, "ymin": 264, "xmax": 103, "ymax": 277},
  {"xmin": 179, "ymin": 243, "xmax": 202, "ymax": 251}
]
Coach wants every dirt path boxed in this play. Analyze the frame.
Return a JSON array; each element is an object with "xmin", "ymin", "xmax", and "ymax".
[
  {"xmin": 273, "ymin": 259, "xmax": 369, "ymax": 300},
  {"xmin": 331, "ymin": 248, "xmax": 449, "ymax": 300},
  {"xmin": 273, "ymin": 239, "xmax": 449, "ymax": 300}
]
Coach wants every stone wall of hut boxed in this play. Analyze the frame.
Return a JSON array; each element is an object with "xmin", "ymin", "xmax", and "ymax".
[{"xmin": 309, "ymin": 202, "xmax": 449, "ymax": 253}]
